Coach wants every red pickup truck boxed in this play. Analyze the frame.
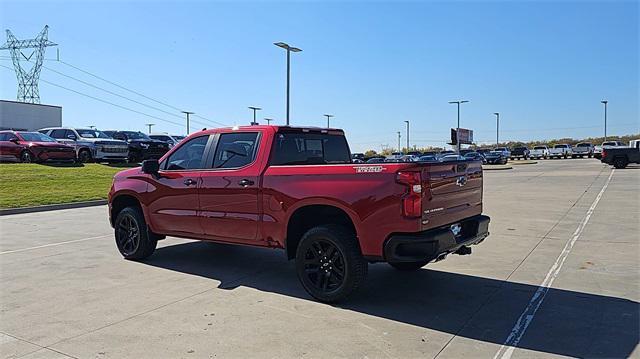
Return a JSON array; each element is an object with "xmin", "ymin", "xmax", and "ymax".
[{"xmin": 108, "ymin": 126, "xmax": 490, "ymax": 302}]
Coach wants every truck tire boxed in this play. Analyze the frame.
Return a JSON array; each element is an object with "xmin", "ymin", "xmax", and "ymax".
[
  {"xmin": 613, "ymin": 157, "xmax": 628, "ymax": 169},
  {"xmin": 389, "ymin": 260, "xmax": 429, "ymax": 271},
  {"xmin": 78, "ymin": 149, "xmax": 92, "ymax": 163},
  {"xmin": 295, "ymin": 225, "xmax": 368, "ymax": 303},
  {"xmin": 114, "ymin": 206, "xmax": 157, "ymax": 260}
]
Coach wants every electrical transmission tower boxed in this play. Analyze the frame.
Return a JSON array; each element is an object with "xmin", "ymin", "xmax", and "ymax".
[{"xmin": 1, "ymin": 25, "xmax": 57, "ymax": 104}]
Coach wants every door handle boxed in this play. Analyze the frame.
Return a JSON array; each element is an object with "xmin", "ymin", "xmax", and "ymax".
[
  {"xmin": 183, "ymin": 178, "xmax": 197, "ymax": 186},
  {"xmin": 238, "ymin": 179, "xmax": 255, "ymax": 187}
]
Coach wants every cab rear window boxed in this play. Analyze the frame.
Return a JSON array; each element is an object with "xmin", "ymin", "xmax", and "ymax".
[{"xmin": 270, "ymin": 132, "xmax": 351, "ymax": 165}]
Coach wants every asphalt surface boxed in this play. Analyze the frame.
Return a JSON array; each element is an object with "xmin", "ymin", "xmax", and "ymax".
[{"xmin": 1, "ymin": 159, "xmax": 638, "ymax": 358}]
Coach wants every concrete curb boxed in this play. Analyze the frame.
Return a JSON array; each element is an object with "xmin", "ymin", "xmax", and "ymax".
[
  {"xmin": 510, "ymin": 160, "xmax": 538, "ymax": 165},
  {"xmin": 483, "ymin": 165, "xmax": 513, "ymax": 170},
  {"xmin": 0, "ymin": 200, "xmax": 107, "ymax": 216}
]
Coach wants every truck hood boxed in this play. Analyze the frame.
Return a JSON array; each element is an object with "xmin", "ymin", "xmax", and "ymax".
[{"xmin": 78, "ymin": 138, "xmax": 128, "ymax": 145}]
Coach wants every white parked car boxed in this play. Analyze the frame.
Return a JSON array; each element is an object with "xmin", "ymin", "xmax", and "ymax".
[
  {"xmin": 548, "ymin": 144, "xmax": 573, "ymax": 159},
  {"xmin": 530, "ymin": 145, "xmax": 550, "ymax": 159}
]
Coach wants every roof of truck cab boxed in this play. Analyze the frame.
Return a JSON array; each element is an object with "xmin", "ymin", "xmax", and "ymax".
[{"xmin": 198, "ymin": 125, "xmax": 345, "ymax": 135}]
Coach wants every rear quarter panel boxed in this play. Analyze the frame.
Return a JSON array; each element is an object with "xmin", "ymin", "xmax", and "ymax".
[{"xmin": 262, "ymin": 163, "xmax": 420, "ymax": 257}]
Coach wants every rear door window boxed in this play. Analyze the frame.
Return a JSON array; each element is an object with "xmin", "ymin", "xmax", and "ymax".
[
  {"xmin": 212, "ymin": 132, "xmax": 260, "ymax": 169},
  {"xmin": 50, "ymin": 129, "xmax": 66, "ymax": 139},
  {"xmin": 270, "ymin": 132, "xmax": 351, "ymax": 165}
]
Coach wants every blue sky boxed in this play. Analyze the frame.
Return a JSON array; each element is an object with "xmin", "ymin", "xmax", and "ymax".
[{"xmin": 1, "ymin": 0, "xmax": 638, "ymax": 152}]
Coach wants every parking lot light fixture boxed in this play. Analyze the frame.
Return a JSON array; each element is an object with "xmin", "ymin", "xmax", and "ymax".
[
  {"xmin": 404, "ymin": 120, "xmax": 409, "ymax": 152},
  {"xmin": 264, "ymin": 118, "xmax": 274, "ymax": 125},
  {"xmin": 324, "ymin": 114, "xmax": 334, "ymax": 128},
  {"xmin": 274, "ymin": 42, "xmax": 302, "ymax": 126},
  {"xmin": 493, "ymin": 113, "xmax": 499, "ymax": 146},
  {"xmin": 182, "ymin": 111, "xmax": 194, "ymax": 134},
  {"xmin": 397, "ymin": 131, "xmax": 401, "ymax": 153},
  {"xmin": 601, "ymin": 100, "xmax": 608, "ymax": 141},
  {"xmin": 449, "ymin": 100, "xmax": 469, "ymax": 153},
  {"xmin": 248, "ymin": 106, "xmax": 262, "ymax": 126},
  {"xmin": 145, "ymin": 123, "xmax": 155, "ymax": 134}
]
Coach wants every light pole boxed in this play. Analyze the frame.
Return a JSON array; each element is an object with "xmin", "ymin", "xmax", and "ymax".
[
  {"xmin": 145, "ymin": 123, "xmax": 155, "ymax": 134},
  {"xmin": 397, "ymin": 131, "xmax": 401, "ymax": 153},
  {"xmin": 448, "ymin": 100, "xmax": 469, "ymax": 152},
  {"xmin": 248, "ymin": 106, "xmax": 261, "ymax": 125},
  {"xmin": 182, "ymin": 111, "xmax": 194, "ymax": 134},
  {"xmin": 87, "ymin": 125, "xmax": 96, "ymax": 129},
  {"xmin": 274, "ymin": 42, "xmax": 302, "ymax": 126},
  {"xmin": 404, "ymin": 120, "xmax": 410, "ymax": 152},
  {"xmin": 601, "ymin": 100, "xmax": 608, "ymax": 141},
  {"xmin": 264, "ymin": 118, "xmax": 274, "ymax": 125},
  {"xmin": 324, "ymin": 114, "xmax": 334, "ymax": 128},
  {"xmin": 493, "ymin": 113, "xmax": 499, "ymax": 146}
]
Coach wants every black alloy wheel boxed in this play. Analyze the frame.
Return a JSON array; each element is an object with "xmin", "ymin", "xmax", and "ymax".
[
  {"xmin": 116, "ymin": 212, "xmax": 141, "ymax": 257},
  {"xmin": 302, "ymin": 238, "xmax": 346, "ymax": 294},
  {"xmin": 295, "ymin": 225, "xmax": 367, "ymax": 303}
]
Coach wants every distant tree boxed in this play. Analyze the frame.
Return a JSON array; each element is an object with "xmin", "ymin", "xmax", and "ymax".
[{"xmin": 364, "ymin": 150, "xmax": 378, "ymax": 158}]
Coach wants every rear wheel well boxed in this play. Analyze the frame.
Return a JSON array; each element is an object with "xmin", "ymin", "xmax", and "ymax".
[{"xmin": 285, "ymin": 205, "xmax": 358, "ymax": 260}]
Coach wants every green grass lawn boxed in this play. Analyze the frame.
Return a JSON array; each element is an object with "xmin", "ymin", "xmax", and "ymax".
[{"xmin": 0, "ymin": 163, "xmax": 134, "ymax": 209}]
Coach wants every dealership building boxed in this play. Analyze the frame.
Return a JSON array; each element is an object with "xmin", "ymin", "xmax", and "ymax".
[{"xmin": 0, "ymin": 100, "xmax": 62, "ymax": 131}]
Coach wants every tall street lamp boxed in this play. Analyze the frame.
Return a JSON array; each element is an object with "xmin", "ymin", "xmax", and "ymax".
[
  {"xmin": 264, "ymin": 118, "xmax": 274, "ymax": 125},
  {"xmin": 493, "ymin": 113, "xmax": 500, "ymax": 146},
  {"xmin": 397, "ymin": 131, "xmax": 401, "ymax": 153},
  {"xmin": 182, "ymin": 111, "xmax": 194, "ymax": 134},
  {"xmin": 448, "ymin": 100, "xmax": 469, "ymax": 152},
  {"xmin": 601, "ymin": 100, "xmax": 608, "ymax": 141},
  {"xmin": 404, "ymin": 120, "xmax": 410, "ymax": 152},
  {"xmin": 324, "ymin": 114, "xmax": 334, "ymax": 128},
  {"xmin": 274, "ymin": 42, "xmax": 302, "ymax": 126},
  {"xmin": 248, "ymin": 106, "xmax": 261, "ymax": 125},
  {"xmin": 145, "ymin": 123, "xmax": 155, "ymax": 134}
]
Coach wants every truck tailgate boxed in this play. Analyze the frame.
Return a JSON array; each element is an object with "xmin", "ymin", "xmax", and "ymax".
[{"xmin": 420, "ymin": 160, "xmax": 483, "ymax": 230}]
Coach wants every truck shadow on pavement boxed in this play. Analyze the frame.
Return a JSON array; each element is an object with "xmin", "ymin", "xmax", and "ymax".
[{"xmin": 146, "ymin": 241, "xmax": 639, "ymax": 358}]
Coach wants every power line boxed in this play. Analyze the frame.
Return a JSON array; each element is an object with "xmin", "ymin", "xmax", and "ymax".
[
  {"xmin": 55, "ymin": 59, "xmax": 227, "ymax": 127},
  {"xmin": 1, "ymin": 57, "xmax": 226, "ymax": 128},
  {"xmin": 0, "ymin": 64, "xmax": 183, "ymax": 128}
]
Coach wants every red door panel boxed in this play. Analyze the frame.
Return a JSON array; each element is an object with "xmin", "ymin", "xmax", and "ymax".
[{"xmin": 147, "ymin": 171, "xmax": 203, "ymax": 236}]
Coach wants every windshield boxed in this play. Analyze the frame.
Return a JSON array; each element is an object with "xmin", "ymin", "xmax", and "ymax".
[
  {"xmin": 123, "ymin": 131, "xmax": 151, "ymax": 140},
  {"xmin": 514, "ymin": 147, "xmax": 527, "ymax": 150},
  {"xmin": 533, "ymin": 146, "xmax": 546, "ymax": 150},
  {"xmin": 554, "ymin": 144, "xmax": 566, "ymax": 148},
  {"xmin": 17, "ymin": 132, "xmax": 57, "ymax": 142},
  {"xmin": 602, "ymin": 142, "xmax": 618, "ymax": 146},
  {"xmin": 577, "ymin": 143, "xmax": 591, "ymax": 147},
  {"xmin": 76, "ymin": 129, "xmax": 110, "ymax": 139},
  {"xmin": 495, "ymin": 147, "xmax": 507, "ymax": 151}
]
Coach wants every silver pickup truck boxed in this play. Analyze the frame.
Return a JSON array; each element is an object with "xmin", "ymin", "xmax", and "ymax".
[
  {"xmin": 573, "ymin": 142, "xmax": 594, "ymax": 158},
  {"xmin": 548, "ymin": 144, "xmax": 573, "ymax": 159}
]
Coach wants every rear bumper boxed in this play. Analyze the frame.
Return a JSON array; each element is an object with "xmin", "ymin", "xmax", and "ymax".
[{"xmin": 384, "ymin": 215, "xmax": 490, "ymax": 263}]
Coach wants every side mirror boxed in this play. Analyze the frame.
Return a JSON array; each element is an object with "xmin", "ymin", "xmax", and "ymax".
[
  {"xmin": 141, "ymin": 159, "xmax": 160, "ymax": 175},
  {"xmin": 9, "ymin": 137, "xmax": 19, "ymax": 143},
  {"xmin": 67, "ymin": 134, "xmax": 77, "ymax": 141}
]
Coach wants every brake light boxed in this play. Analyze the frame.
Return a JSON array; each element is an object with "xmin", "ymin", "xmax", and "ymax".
[
  {"xmin": 602, "ymin": 149, "xmax": 606, "ymax": 158},
  {"xmin": 396, "ymin": 171, "xmax": 422, "ymax": 218}
]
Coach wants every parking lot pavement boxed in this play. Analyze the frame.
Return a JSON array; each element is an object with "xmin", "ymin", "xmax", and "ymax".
[{"xmin": 1, "ymin": 159, "xmax": 638, "ymax": 358}]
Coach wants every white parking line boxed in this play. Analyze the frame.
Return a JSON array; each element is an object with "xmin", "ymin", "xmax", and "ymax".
[
  {"xmin": 0, "ymin": 234, "xmax": 111, "ymax": 255},
  {"xmin": 494, "ymin": 168, "xmax": 615, "ymax": 359}
]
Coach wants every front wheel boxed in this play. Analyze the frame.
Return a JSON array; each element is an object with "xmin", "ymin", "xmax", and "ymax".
[
  {"xmin": 389, "ymin": 260, "xmax": 429, "ymax": 271},
  {"xmin": 20, "ymin": 150, "xmax": 34, "ymax": 163},
  {"xmin": 295, "ymin": 225, "xmax": 367, "ymax": 303},
  {"xmin": 114, "ymin": 207, "xmax": 157, "ymax": 260},
  {"xmin": 78, "ymin": 149, "xmax": 92, "ymax": 163}
]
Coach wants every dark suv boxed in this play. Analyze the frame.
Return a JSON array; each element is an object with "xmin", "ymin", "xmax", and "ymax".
[
  {"xmin": 103, "ymin": 130, "xmax": 169, "ymax": 163},
  {"xmin": 510, "ymin": 146, "xmax": 530, "ymax": 160}
]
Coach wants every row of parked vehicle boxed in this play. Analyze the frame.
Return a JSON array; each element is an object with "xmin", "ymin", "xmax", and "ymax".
[
  {"xmin": 0, "ymin": 127, "xmax": 186, "ymax": 164},
  {"xmin": 352, "ymin": 140, "xmax": 637, "ymax": 166}
]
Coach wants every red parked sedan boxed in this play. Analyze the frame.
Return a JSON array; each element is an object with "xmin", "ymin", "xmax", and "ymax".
[{"xmin": 0, "ymin": 130, "xmax": 76, "ymax": 163}]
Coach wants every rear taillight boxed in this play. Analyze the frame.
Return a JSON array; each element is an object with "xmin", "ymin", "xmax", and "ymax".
[
  {"xmin": 396, "ymin": 171, "xmax": 422, "ymax": 218},
  {"xmin": 602, "ymin": 149, "xmax": 606, "ymax": 158}
]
